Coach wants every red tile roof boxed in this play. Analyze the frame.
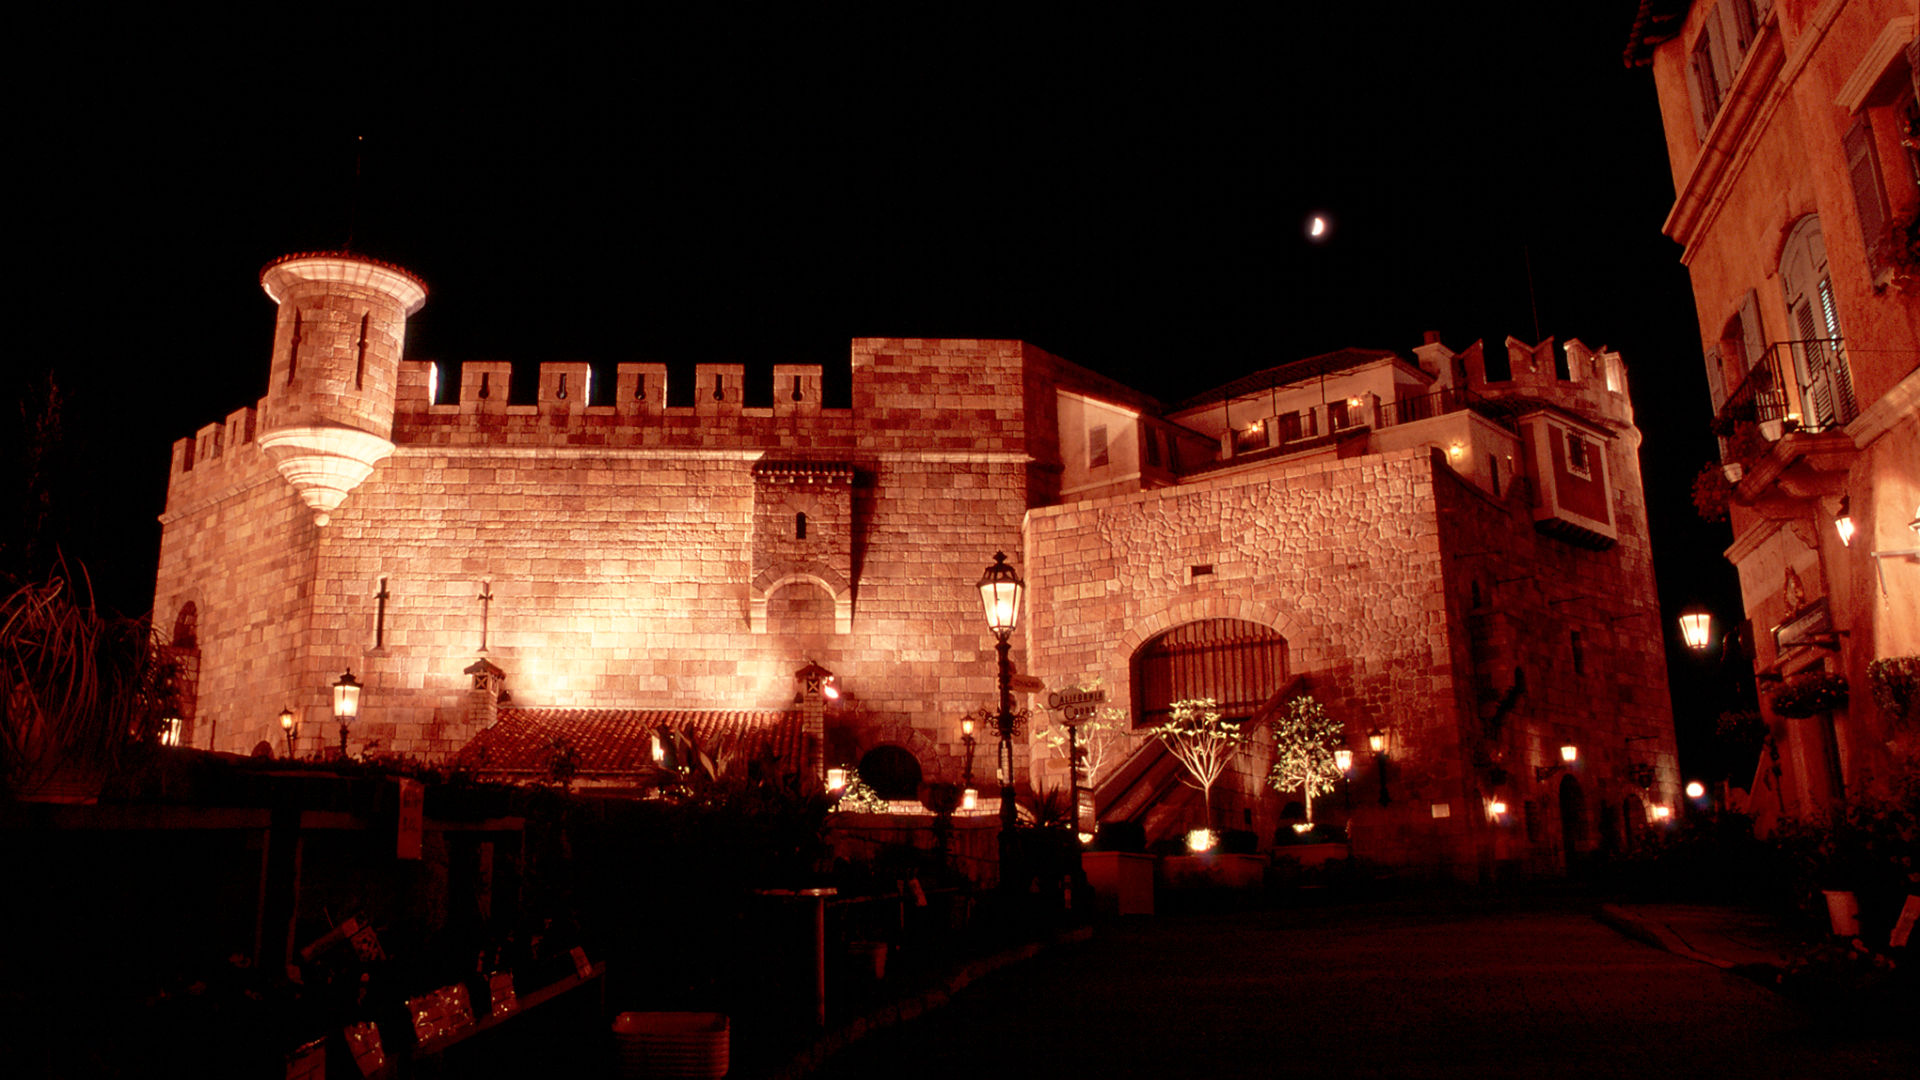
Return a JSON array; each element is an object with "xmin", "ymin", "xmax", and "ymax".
[{"xmin": 458, "ymin": 708, "xmax": 802, "ymax": 778}]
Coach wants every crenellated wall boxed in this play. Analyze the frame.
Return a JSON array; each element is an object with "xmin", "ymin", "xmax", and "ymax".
[{"xmin": 158, "ymin": 335, "xmax": 1059, "ymax": 765}]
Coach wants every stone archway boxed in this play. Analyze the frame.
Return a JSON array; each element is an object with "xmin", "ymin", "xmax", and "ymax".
[{"xmin": 858, "ymin": 744, "xmax": 923, "ymax": 800}]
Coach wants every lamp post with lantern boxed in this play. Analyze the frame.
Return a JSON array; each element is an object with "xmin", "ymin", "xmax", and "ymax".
[
  {"xmin": 960, "ymin": 715, "xmax": 979, "ymax": 810},
  {"xmin": 279, "ymin": 707, "xmax": 297, "ymax": 759},
  {"xmin": 976, "ymin": 552, "xmax": 1026, "ymax": 881},
  {"xmin": 1367, "ymin": 728, "xmax": 1391, "ymax": 805},
  {"xmin": 333, "ymin": 670, "xmax": 361, "ymax": 759}
]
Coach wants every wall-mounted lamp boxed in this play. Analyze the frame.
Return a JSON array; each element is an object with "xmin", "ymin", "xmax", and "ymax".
[
  {"xmin": 1535, "ymin": 743, "xmax": 1578, "ymax": 782},
  {"xmin": 1834, "ymin": 497, "xmax": 1855, "ymax": 547},
  {"xmin": 332, "ymin": 670, "xmax": 360, "ymax": 758},
  {"xmin": 1650, "ymin": 804, "xmax": 1673, "ymax": 822},
  {"xmin": 279, "ymin": 707, "xmax": 297, "ymax": 758},
  {"xmin": 1678, "ymin": 606, "xmax": 1714, "ymax": 652},
  {"xmin": 1446, "ymin": 440, "xmax": 1466, "ymax": 462},
  {"xmin": 1488, "ymin": 797, "xmax": 1509, "ymax": 820},
  {"xmin": 1368, "ymin": 728, "xmax": 1390, "ymax": 805}
]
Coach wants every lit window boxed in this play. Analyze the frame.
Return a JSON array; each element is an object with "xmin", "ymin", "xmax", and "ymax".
[{"xmin": 1564, "ymin": 430, "xmax": 1591, "ymax": 479}]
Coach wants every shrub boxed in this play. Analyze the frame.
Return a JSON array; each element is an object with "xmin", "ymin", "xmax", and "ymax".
[
  {"xmin": 1769, "ymin": 671, "xmax": 1848, "ymax": 719},
  {"xmin": 1866, "ymin": 656, "xmax": 1919, "ymax": 727}
]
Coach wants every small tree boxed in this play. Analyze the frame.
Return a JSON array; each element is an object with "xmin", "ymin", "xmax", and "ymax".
[
  {"xmin": 1147, "ymin": 698, "xmax": 1245, "ymax": 831},
  {"xmin": 1040, "ymin": 705, "xmax": 1141, "ymax": 792},
  {"xmin": 1266, "ymin": 694, "xmax": 1344, "ymax": 823}
]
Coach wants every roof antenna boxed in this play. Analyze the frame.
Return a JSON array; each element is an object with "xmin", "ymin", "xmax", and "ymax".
[
  {"xmin": 343, "ymin": 134, "xmax": 365, "ymax": 251},
  {"xmin": 1523, "ymin": 243, "xmax": 1542, "ymax": 344}
]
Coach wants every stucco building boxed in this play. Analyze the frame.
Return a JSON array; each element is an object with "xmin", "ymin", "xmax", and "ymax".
[
  {"xmin": 154, "ymin": 250, "xmax": 1678, "ymax": 877},
  {"xmin": 1627, "ymin": 0, "xmax": 1918, "ymax": 825}
]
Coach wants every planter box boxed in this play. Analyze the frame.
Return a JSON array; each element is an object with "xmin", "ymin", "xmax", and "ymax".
[
  {"xmin": 1158, "ymin": 853, "xmax": 1267, "ymax": 892},
  {"xmin": 613, "ymin": 1012, "xmax": 728, "ymax": 1080},
  {"xmin": 1270, "ymin": 842, "xmax": 1350, "ymax": 868},
  {"xmin": 1083, "ymin": 851, "xmax": 1155, "ymax": 916}
]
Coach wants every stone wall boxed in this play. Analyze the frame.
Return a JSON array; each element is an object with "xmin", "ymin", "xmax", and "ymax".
[{"xmin": 1023, "ymin": 447, "xmax": 1463, "ymax": 859}]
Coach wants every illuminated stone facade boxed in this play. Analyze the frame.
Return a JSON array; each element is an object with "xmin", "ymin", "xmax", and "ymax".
[
  {"xmin": 155, "ymin": 251, "xmax": 1677, "ymax": 876},
  {"xmin": 1629, "ymin": 1, "xmax": 1918, "ymax": 825}
]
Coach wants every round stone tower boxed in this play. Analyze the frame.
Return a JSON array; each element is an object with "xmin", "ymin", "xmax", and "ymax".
[{"xmin": 256, "ymin": 252, "xmax": 428, "ymax": 525}]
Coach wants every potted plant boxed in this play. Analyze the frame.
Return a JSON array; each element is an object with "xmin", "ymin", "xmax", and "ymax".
[
  {"xmin": 1769, "ymin": 671, "xmax": 1849, "ymax": 719},
  {"xmin": 1866, "ymin": 656, "xmax": 1918, "ymax": 728}
]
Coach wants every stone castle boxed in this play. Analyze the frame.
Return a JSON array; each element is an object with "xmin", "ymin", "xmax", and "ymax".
[{"xmin": 155, "ymin": 250, "xmax": 1679, "ymax": 876}]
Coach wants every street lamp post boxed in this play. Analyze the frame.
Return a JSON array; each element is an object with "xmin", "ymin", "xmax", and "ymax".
[
  {"xmin": 977, "ymin": 552, "xmax": 1025, "ymax": 887},
  {"xmin": 1334, "ymin": 747, "xmax": 1354, "ymax": 810},
  {"xmin": 1368, "ymin": 728, "xmax": 1390, "ymax": 805},
  {"xmin": 960, "ymin": 715, "xmax": 978, "ymax": 809},
  {"xmin": 279, "ymin": 707, "xmax": 297, "ymax": 759},
  {"xmin": 333, "ymin": 670, "xmax": 361, "ymax": 759}
]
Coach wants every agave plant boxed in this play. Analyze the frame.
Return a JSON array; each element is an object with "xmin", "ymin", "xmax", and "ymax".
[{"xmin": 0, "ymin": 563, "xmax": 177, "ymax": 800}]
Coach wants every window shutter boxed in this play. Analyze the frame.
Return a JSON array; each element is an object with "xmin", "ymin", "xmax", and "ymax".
[
  {"xmin": 1739, "ymin": 290, "xmax": 1766, "ymax": 374},
  {"xmin": 1685, "ymin": 49, "xmax": 1713, "ymax": 142},
  {"xmin": 1703, "ymin": 343, "xmax": 1727, "ymax": 412},
  {"xmin": 1843, "ymin": 117, "xmax": 1890, "ymax": 262}
]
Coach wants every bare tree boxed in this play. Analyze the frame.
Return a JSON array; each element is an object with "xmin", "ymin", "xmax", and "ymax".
[{"xmin": 1147, "ymin": 698, "xmax": 1245, "ymax": 831}]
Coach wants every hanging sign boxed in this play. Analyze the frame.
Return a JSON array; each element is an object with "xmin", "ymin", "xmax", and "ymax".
[{"xmin": 1046, "ymin": 686, "xmax": 1107, "ymax": 724}]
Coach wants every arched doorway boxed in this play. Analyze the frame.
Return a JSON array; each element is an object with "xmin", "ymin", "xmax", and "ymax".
[
  {"xmin": 1558, "ymin": 774, "xmax": 1587, "ymax": 873},
  {"xmin": 858, "ymin": 745, "xmax": 922, "ymax": 801},
  {"xmin": 1130, "ymin": 618, "xmax": 1288, "ymax": 727}
]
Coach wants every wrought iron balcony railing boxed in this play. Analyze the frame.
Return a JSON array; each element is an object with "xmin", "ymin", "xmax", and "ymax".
[{"xmin": 1713, "ymin": 337, "xmax": 1854, "ymax": 439}]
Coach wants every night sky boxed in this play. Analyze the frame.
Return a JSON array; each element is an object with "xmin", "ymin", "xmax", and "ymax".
[{"xmin": 16, "ymin": 6, "xmax": 1753, "ymax": 778}]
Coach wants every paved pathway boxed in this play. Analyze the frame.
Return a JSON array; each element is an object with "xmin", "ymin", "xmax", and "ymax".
[{"xmin": 809, "ymin": 897, "xmax": 1915, "ymax": 1079}]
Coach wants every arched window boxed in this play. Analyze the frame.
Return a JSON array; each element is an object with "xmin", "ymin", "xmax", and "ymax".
[
  {"xmin": 172, "ymin": 602, "xmax": 198, "ymax": 648},
  {"xmin": 795, "ymin": 511, "xmax": 808, "ymax": 540},
  {"xmin": 1130, "ymin": 618, "xmax": 1288, "ymax": 728},
  {"xmin": 1778, "ymin": 216, "xmax": 1856, "ymax": 429}
]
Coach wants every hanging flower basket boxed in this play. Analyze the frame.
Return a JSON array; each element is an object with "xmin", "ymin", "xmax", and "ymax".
[
  {"xmin": 1691, "ymin": 463, "xmax": 1733, "ymax": 523},
  {"xmin": 1770, "ymin": 672, "xmax": 1849, "ymax": 719},
  {"xmin": 1866, "ymin": 656, "xmax": 1919, "ymax": 727}
]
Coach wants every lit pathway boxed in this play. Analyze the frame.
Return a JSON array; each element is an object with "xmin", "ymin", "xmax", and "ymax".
[{"xmin": 808, "ymin": 896, "xmax": 1915, "ymax": 1079}]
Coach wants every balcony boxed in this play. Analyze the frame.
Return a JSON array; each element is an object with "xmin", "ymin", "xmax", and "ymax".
[{"xmin": 1713, "ymin": 338, "xmax": 1855, "ymax": 457}]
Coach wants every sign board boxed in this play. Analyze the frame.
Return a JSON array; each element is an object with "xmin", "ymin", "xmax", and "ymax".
[
  {"xmin": 1047, "ymin": 686, "xmax": 1107, "ymax": 723},
  {"xmin": 1009, "ymin": 674, "xmax": 1047, "ymax": 694},
  {"xmin": 396, "ymin": 778, "xmax": 425, "ymax": 860}
]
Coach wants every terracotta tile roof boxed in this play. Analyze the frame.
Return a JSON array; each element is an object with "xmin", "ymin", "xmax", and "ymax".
[{"xmin": 458, "ymin": 707, "xmax": 802, "ymax": 778}]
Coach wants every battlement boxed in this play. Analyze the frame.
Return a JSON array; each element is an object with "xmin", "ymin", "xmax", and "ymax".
[
  {"xmin": 1415, "ymin": 334, "xmax": 1634, "ymax": 430},
  {"xmin": 164, "ymin": 337, "xmax": 1049, "ymax": 507}
]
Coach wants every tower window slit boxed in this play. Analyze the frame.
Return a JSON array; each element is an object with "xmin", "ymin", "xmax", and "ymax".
[
  {"xmin": 287, "ymin": 310, "xmax": 302, "ymax": 384},
  {"xmin": 355, "ymin": 312, "xmax": 368, "ymax": 389},
  {"xmin": 796, "ymin": 512, "xmax": 807, "ymax": 540}
]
